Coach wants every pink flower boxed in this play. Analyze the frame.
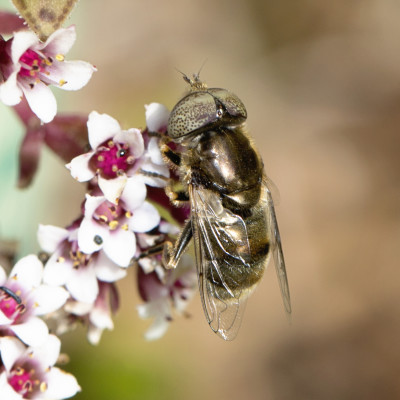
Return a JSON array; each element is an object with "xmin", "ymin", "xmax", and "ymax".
[
  {"xmin": 0, "ymin": 335, "xmax": 80, "ymax": 399},
  {"xmin": 77, "ymin": 184, "xmax": 161, "ymax": 267},
  {"xmin": 0, "ymin": 255, "xmax": 69, "ymax": 347},
  {"xmin": 0, "ymin": 26, "xmax": 96, "ymax": 123},
  {"xmin": 37, "ymin": 225, "xmax": 126, "ymax": 304},
  {"xmin": 137, "ymin": 255, "xmax": 197, "ymax": 340}
]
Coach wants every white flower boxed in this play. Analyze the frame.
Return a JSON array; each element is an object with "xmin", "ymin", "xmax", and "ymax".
[
  {"xmin": 137, "ymin": 255, "xmax": 197, "ymax": 340},
  {"xmin": 37, "ymin": 225, "xmax": 127, "ymax": 304},
  {"xmin": 60, "ymin": 282, "xmax": 118, "ymax": 345},
  {"xmin": 140, "ymin": 103, "xmax": 170, "ymax": 187},
  {"xmin": 67, "ymin": 111, "xmax": 146, "ymax": 203},
  {"xmin": 0, "ymin": 255, "xmax": 69, "ymax": 347},
  {"xmin": 0, "ymin": 335, "xmax": 80, "ymax": 399},
  {"xmin": 77, "ymin": 183, "xmax": 160, "ymax": 267},
  {"xmin": 0, "ymin": 26, "xmax": 96, "ymax": 123}
]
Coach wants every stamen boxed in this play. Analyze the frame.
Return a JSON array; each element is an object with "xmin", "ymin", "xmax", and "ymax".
[
  {"xmin": 55, "ymin": 54, "xmax": 65, "ymax": 61},
  {"xmin": 109, "ymin": 221, "xmax": 119, "ymax": 230}
]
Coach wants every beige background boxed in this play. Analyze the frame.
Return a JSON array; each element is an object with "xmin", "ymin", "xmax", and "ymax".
[{"xmin": 1, "ymin": 1, "xmax": 400, "ymax": 399}]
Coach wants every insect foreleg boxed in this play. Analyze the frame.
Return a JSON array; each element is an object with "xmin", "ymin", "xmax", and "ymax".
[
  {"xmin": 160, "ymin": 142, "xmax": 181, "ymax": 167},
  {"xmin": 163, "ymin": 219, "xmax": 192, "ymax": 269}
]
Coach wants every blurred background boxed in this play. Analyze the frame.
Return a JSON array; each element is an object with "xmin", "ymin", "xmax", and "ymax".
[{"xmin": 1, "ymin": 0, "xmax": 400, "ymax": 399}]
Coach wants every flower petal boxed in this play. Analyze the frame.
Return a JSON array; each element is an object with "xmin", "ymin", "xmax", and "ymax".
[
  {"xmin": 66, "ymin": 152, "xmax": 95, "ymax": 182},
  {"xmin": 129, "ymin": 201, "xmax": 160, "ymax": 233},
  {"xmin": 10, "ymin": 30, "xmax": 38, "ymax": 63},
  {"xmin": 20, "ymin": 80, "xmax": 57, "ymax": 123},
  {"xmin": 45, "ymin": 367, "xmax": 81, "ymax": 399},
  {"xmin": 147, "ymin": 136, "xmax": 165, "ymax": 165},
  {"xmin": 78, "ymin": 218, "xmax": 109, "ymax": 255},
  {"xmin": 32, "ymin": 334, "xmax": 61, "ymax": 368},
  {"xmin": 11, "ymin": 316, "xmax": 49, "ymax": 347},
  {"xmin": 66, "ymin": 266, "xmax": 99, "ymax": 303},
  {"xmin": 38, "ymin": 25, "xmax": 76, "ymax": 56},
  {"xmin": 87, "ymin": 111, "xmax": 122, "ymax": 149},
  {"xmin": 114, "ymin": 128, "xmax": 144, "ymax": 158},
  {"xmin": 0, "ymin": 70, "xmax": 23, "ymax": 106},
  {"xmin": 93, "ymin": 251, "xmax": 127, "ymax": 282},
  {"xmin": 103, "ymin": 229, "xmax": 136, "ymax": 267},
  {"xmin": 10, "ymin": 254, "xmax": 43, "ymax": 289},
  {"xmin": 145, "ymin": 103, "xmax": 170, "ymax": 132},
  {"xmin": 89, "ymin": 307, "xmax": 113, "ymax": 330},
  {"xmin": 0, "ymin": 336, "xmax": 26, "ymax": 371},
  {"xmin": 31, "ymin": 285, "xmax": 69, "ymax": 315},
  {"xmin": 120, "ymin": 175, "xmax": 147, "ymax": 210},
  {"xmin": 98, "ymin": 175, "xmax": 127, "ymax": 204},
  {"xmin": 48, "ymin": 60, "xmax": 96, "ymax": 90},
  {"xmin": 139, "ymin": 160, "xmax": 169, "ymax": 187},
  {"xmin": 43, "ymin": 253, "xmax": 72, "ymax": 286},
  {"xmin": 0, "ymin": 265, "xmax": 7, "ymax": 284},
  {"xmin": 37, "ymin": 225, "xmax": 69, "ymax": 253}
]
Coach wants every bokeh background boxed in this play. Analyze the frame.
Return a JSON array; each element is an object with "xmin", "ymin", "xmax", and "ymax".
[{"xmin": 1, "ymin": 1, "xmax": 400, "ymax": 399}]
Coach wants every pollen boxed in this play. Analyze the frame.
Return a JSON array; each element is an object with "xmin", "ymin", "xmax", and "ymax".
[
  {"xmin": 40, "ymin": 381, "xmax": 48, "ymax": 392},
  {"xmin": 121, "ymin": 224, "xmax": 128, "ymax": 231},
  {"xmin": 55, "ymin": 54, "xmax": 65, "ymax": 62},
  {"xmin": 59, "ymin": 79, "xmax": 67, "ymax": 86},
  {"xmin": 125, "ymin": 211, "xmax": 132, "ymax": 218},
  {"xmin": 112, "ymin": 165, "xmax": 118, "ymax": 172},
  {"xmin": 107, "ymin": 140, "xmax": 114, "ymax": 147},
  {"xmin": 109, "ymin": 220, "xmax": 119, "ymax": 230},
  {"xmin": 57, "ymin": 256, "xmax": 65, "ymax": 263},
  {"xmin": 99, "ymin": 214, "xmax": 108, "ymax": 222}
]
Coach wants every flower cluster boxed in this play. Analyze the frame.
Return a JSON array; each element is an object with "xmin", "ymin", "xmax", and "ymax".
[
  {"xmin": 0, "ymin": 9, "xmax": 198, "ymax": 399},
  {"xmin": 0, "ymin": 25, "xmax": 96, "ymax": 123},
  {"xmin": 0, "ymin": 256, "xmax": 80, "ymax": 399}
]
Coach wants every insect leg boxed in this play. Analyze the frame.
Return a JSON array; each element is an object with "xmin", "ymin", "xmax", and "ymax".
[
  {"xmin": 165, "ymin": 179, "xmax": 190, "ymax": 205},
  {"xmin": 0, "ymin": 286, "xmax": 22, "ymax": 304},
  {"xmin": 163, "ymin": 219, "xmax": 192, "ymax": 269},
  {"xmin": 160, "ymin": 142, "xmax": 181, "ymax": 167}
]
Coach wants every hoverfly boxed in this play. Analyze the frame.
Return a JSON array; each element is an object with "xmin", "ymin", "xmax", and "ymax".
[{"xmin": 160, "ymin": 74, "xmax": 291, "ymax": 340}]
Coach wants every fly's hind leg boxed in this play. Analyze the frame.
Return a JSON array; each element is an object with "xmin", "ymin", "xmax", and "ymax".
[{"xmin": 163, "ymin": 220, "xmax": 192, "ymax": 269}]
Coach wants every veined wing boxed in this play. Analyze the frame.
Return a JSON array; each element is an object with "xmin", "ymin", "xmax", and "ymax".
[
  {"xmin": 265, "ymin": 181, "xmax": 292, "ymax": 316},
  {"xmin": 189, "ymin": 185, "xmax": 252, "ymax": 340}
]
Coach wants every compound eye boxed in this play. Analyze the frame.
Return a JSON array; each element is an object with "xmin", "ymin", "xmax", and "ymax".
[
  {"xmin": 208, "ymin": 88, "xmax": 247, "ymax": 121},
  {"xmin": 168, "ymin": 92, "xmax": 217, "ymax": 139}
]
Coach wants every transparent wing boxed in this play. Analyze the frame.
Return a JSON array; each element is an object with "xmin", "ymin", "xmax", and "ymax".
[
  {"xmin": 189, "ymin": 185, "xmax": 252, "ymax": 340},
  {"xmin": 265, "ymin": 181, "xmax": 292, "ymax": 316}
]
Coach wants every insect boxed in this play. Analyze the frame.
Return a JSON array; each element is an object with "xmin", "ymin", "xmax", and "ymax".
[{"xmin": 161, "ymin": 74, "xmax": 291, "ymax": 340}]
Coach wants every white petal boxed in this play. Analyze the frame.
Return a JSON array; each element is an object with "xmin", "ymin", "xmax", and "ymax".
[
  {"xmin": 0, "ymin": 70, "xmax": 23, "ymax": 106},
  {"xmin": 0, "ymin": 336, "xmax": 26, "ymax": 371},
  {"xmin": 66, "ymin": 267, "xmax": 99, "ymax": 303},
  {"xmin": 114, "ymin": 128, "xmax": 144, "ymax": 158},
  {"xmin": 66, "ymin": 152, "xmax": 95, "ymax": 182},
  {"xmin": 32, "ymin": 334, "xmax": 60, "ymax": 368},
  {"xmin": 43, "ymin": 253, "xmax": 72, "ymax": 286},
  {"xmin": 129, "ymin": 202, "xmax": 160, "ymax": 233},
  {"xmin": 87, "ymin": 326, "xmax": 103, "ymax": 345},
  {"xmin": 103, "ymin": 229, "xmax": 136, "ymax": 267},
  {"xmin": 11, "ymin": 317, "xmax": 49, "ymax": 347},
  {"xmin": 37, "ymin": 225, "xmax": 69, "ymax": 253},
  {"xmin": 77, "ymin": 218, "xmax": 109, "ymax": 254},
  {"xmin": 48, "ymin": 60, "xmax": 96, "ymax": 90},
  {"xmin": 147, "ymin": 136, "xmax": 165, "ymax": 165},
  {"xmin": 0, "ymin": 373, "xmax": 22, "ymax": 400},
  {"xmin": 145, "ymin": 103, "xmax": 170, "ymax": 132},
  {"xmin": 83, "ymin": 194, "xmax": 106, "ymax": 218},
  {"xmin": 0, "ymin": 310, "xmax": 12, "ymax": 325},
  {"xmin": 120, "ymin": 175, "xmax": 147, "ymax": 210},
  {"xmin": 98, "ymin": 175, "xmax": 127, "ymax": 204},
  {"xmin": 39, "ymin": 25, "xmax": 76, "ymax": 55},
  {"xmin": 45, "ymin": 367, "xmax": 81, "ymax": 399},
  {"xmin": 64, "ymin": 301, "xmax": 93, "ymax": 315},
  {"xmin": 20, "ymin": 80, "xmax": 57, "ymax": 123},
  {"xmin": 0, "ymin": 265, "xmax": 7, "ymax": 284},
  {"xmin": 31, "ymin": 285, "xmax": 69, "ymax": 315},
  {"xmin": 89, "ymin": 307, "xmax": 113, "ymax": 330},
  {"xmin": 93, "ymin": 251, "xmax": 127, "ymax": 282},
  {"xmin": 10, "ymin": 254, "xmax": 43, "ymax": 289},
  {"xmin": 11, "ymin": 30, "xmax": 38, "ymax": 63},
  {"xmin": 87, "ymin": 111, "xmax": 122, "ymax": 149},
  {"xmin": 139, "ymin": 160, "xmax": 169, "ymax": 187}
]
